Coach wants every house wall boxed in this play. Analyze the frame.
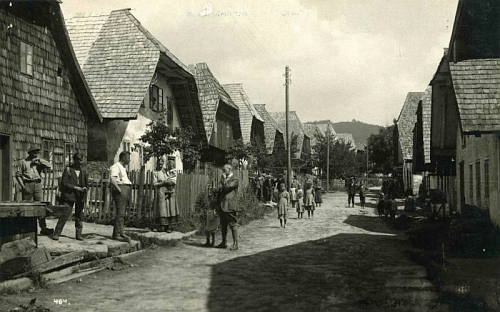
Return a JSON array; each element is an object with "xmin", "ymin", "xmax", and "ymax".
[
  {"xmin": 456, "ymin": 129, "xmax": 500, "ymax": 226},
  {"xmin": 0, "ymin": 9, "xmax": 88, "ymax": 198}
]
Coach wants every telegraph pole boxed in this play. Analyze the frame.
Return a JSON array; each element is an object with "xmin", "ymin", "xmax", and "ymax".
[
  {"xmin": 326, "ymin": 123, "xmax": 330, "ymax": 192},
  {"xmin": 285, "ymin": 66, "xmax": 291, "ymax": 190}
]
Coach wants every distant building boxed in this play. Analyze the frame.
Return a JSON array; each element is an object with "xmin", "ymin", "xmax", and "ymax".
[
  {"xmin": 335, "ymin": 133, "xmax": 358, "ymax": 152},
  {"xmin": 253, "ymin": 104, "xmax": 285, "ymax": 156}
]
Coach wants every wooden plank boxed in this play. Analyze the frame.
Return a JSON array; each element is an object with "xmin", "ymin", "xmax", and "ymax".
[
  {"xmin": 136, "ymin": 166, "xmax": 144, "ymax": 220},
  {"xmin": 33, "ymin": 250, "xmax": 85, "ymax": 274}
]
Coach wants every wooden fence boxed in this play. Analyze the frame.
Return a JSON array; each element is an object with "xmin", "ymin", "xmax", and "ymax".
[{"xmin": 13, "ymin": 168, "xmax": 249, "ymax": 224}]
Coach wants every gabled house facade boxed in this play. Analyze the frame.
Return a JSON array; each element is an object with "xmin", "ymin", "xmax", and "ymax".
[
  {"xmin": 0, "ymin": 1, "xmax": 102, "ymax": 200},
  {"xmin": 395, "ymin": 92, "xmax": 424, "ymax": 193},
  {"xmin": 222, "ymin": 84, "xmax": 265, "ymax": 148},
  {"xmin": 188, "ymin": 63, "xmax": 241, "ymax": 167},
  {"xmin": 335, "ymin": 133, "xmax": 358, "ymax": 152},
  {"xmin": 304, "ymin": 120, "xmax": 336, "ymax": 152},
  {"xmin": 269, "ymin": 111, "xmax": 312, "ymax": 159},
  {"xmin": 253, "ymin": 104, "xmax": 285, "ymax": 156},
  {"xmin": 66, "ymin": 9, "xmax": 207, "ymax": 172}
]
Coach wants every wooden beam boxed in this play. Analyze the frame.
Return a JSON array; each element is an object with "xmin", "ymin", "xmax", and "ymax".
[{"xmin": 183, "ymin": 84, "xmax": 199, "ymax": 136}]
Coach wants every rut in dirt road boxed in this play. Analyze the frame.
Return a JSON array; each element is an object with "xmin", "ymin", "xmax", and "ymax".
[{"xmin": 0, "ymin": 193, "xmax": 447, "ymax": 312}]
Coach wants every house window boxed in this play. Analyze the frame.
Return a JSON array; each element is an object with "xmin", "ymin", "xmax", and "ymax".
[
  {"xmin": 226, "ymin": 123, "xmax": 230, "ymax": 139},
  {"xmin": 64, "ymin": 142, "xmax": 75, "ymax": 166},
  {"xmin": 150, "ymin": 85, "xmax": 164, "ymax": 112},
  {"xmin": 469, "ymin": 164, "xmax": 474, "ymax": 203},
  {"xmin": 461, "ymin": 134, "xmax": 466, "ymax": 149},
  {"xmin": 476, "ymin": 161, "xmax": 481, "ymax": 207},
  {"xmin": 166, "ymin": 96, "xmax": 173, "ymax": 127},
  {"xmin": 20, "ymin": 42, "xmax": 33, "ymax": 76},
  {"xmin": 484, "ymin": 159, "xmax": 489, "ymax": 200},
  {"xmin": 122, "ymin": 141, "xmax": 131, "ymax": 153},
  {"xmin": 42, "ymin": 139, "xmax": 55, "ymax": 164}
]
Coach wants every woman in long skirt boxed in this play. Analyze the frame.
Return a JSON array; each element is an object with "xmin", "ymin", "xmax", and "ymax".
[
  {"xmin": 304, "ymin": 180, "xmax": 315, "ymax": 219},
  {"xmin": 153, "ymin": 159, "xmax": 179, "ymax": 233},
  {"xmin": 277, "ymin": 183, "xmax": 289, "ymax": 228},
  {"xmin": 314, "ymin": 178, "xmax": 323, "ymax": 207}
]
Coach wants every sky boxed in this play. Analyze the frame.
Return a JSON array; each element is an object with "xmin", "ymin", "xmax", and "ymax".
[{"xmin": 60, "ymin": 0, "xmax": 459, "ymax": 127}]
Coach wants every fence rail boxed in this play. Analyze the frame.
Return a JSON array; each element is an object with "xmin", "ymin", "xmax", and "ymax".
[{"xmin": 13, "ymin": 168, "xmax": 249, "ymax": 225}]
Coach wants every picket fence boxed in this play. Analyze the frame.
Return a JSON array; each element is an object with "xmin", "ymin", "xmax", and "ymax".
[{"xmin": 22, "ymin": 168, "xmax": 249, "ymax": 224}]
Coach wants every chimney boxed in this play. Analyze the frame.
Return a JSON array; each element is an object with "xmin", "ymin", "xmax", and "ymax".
[{"xmin": 443, "ymin": 48, "xmax": 449, "ymax": 56}]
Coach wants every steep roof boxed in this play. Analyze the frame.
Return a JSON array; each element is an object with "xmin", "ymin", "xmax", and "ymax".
[
  {"xmin": 269, "ymin": 111, "xmax": 311, "ymax": 158},
  {"xmin": 336, "ymin": 133, "xmax": 357, "ymax": 151},
  {"xmin": 188, "ymin": 63, "xmax": 239, "ymax": 142},
  {"xmin": 303, "ymin": 123, "xmax": 320, "ymax": 148},
  {"xmin": 304, "ymin": 120, "xmax": 336, "ymax": 149},
  {"xmin": 421, "ymin": 86, "xmax": 432, "ymax": 164},
  {"xmin": 222, "ymin": 84, "xmax": 264, "ymax": 144},
  {"xmin": 450, "ymin": 59, "xmax": 500, "ymax": 133},
  {"xmin": 253, "ymin": 104, "xmax": 284, "ymax": 154},
  {"xmin": 397, "ymin": 92, "xmax": 424, "ymax": 160},
  {"xmin": 2, "ymin": 1, "xmax": 102, "ymax": 122},
  {"xmin": 66, "ymin": 9, "xmax": 193, "ymax": 119}
]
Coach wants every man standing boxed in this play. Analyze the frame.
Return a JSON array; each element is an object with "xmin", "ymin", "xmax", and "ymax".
[
  {"xmin": 50, "ymin": 152, "xmax": 88, "ymax": 241},
  {"xmin": 109, "ymin": 151, "xmax": 132, "ymax": 242},
  {"xmin": 347, "ymin": 177, "xmax": 357, "ymax": 208},
  {"xmin": 216, "ymin": 164, "xmax": 239, "ymax": 251},
  {"xmin": 16, "ymin": 145, "xmax": 53, "ymax": 235}
]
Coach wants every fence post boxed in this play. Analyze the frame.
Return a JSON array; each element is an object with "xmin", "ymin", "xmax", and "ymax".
[{"xmin": 137, "ymin": 166, "xmax": 145, "ymax": 220}]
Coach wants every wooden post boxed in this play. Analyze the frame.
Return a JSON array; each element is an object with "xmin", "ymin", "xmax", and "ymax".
[
  {"xmin": 137, "ymin": 166, "xmax": 144, "ymax": 220},
  {"xmin": 285, "ymin": 66, "xmax": 291, "ymax": 191}
]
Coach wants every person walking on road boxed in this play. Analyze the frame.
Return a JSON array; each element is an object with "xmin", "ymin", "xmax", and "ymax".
[
  {"xmin": 16, "ymin": 145, "xmax": 54, "ymax": 236},
  {"xmin": 277, "ymin": 183, "xmax": 290, "ymax": 228},
  {"xmin": 314, "ymin": 177, "xmax": 323, "ymax": 207},
  {"xmin": 216, "ymin": 164, "xmax": 240, "ymax": 251},
  {"xmin": 110, "ymin": 151, "xmax": 132, "ymax": 242},
  {"xmin": 50, "ymin": 152, "xmax": 88, "ymax": 241},
  {"xmin": 347, "ymin": 177, "xmax": 356, "ymax": 207},
  {"xmin": 304, "ymin": 179, "xmax": 315, "ymax": 219},
  {"xmin": 358, "ymin": 181, "xmax": 366, "ymax": 210},
  {"xmin": 296, "ymin": 184, "xmax": 304, "ymax": 219}
]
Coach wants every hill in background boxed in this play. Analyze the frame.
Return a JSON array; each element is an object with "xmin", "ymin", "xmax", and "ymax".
[{"xmin": 331, "ymin": 119, "xmax": 383, "ymax": 146}]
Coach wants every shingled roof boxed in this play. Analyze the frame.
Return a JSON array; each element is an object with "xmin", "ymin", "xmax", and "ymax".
[
  {"xmin": 222, "ymin": 84, "xmax": 264, "ymax": 144},
  {"xmin": 450, "ymin": 59, "xmax": 500, "ymax": 133},
  {"xmin": 66, "ymin": 9, "xmax": 192, "ymax": 119},
  {"xmin": 336, "ymin": 133, "xmax": 357, "ymax": 151},
  {"xmin": 269, "ymin": 111, "xmax": 311, "ymax": 158},
  {"xmin": 397, "ymin": 92, "xmax": 424, "ymax": 160},
  {"xmin": 188, "ymin": 63, "xmax": 239, "ymax": 142},
  {"xmin": 303, "ymin": 123, "xmax": 320, "ymax": 148},
  {"xmin": 253, "ymin": 104, "xmax": 284, "ymax": 154},
  {"xmin": 304, "ymin": 120, "xmax": 336, "ymax": 148},
  {"xmin": 421, "ymin": 86, "xmax": 432, "ymax": 164}
]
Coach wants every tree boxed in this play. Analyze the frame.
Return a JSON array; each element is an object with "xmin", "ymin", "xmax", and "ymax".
[
  {"xmin": 137, "ymin": 116, "xmax": 200, "ymax": 167},
  {"xmin": 366, "ymin": 125, "xmax": 394, "ymax": 174}
]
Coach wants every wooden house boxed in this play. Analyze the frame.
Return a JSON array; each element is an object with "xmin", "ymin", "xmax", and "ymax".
[
  {"xmin": 448, "ymin": 0, "xmax": 500, "ymax": 225},
  {"xmin": 303, "ymin": 120, "xmax": 336, "ymax": 151},
  {"xmin": 269, "ymin": 111, "xmax": 312, "ymax": 170},
  {"xmin": 222, "ymin": 84, "xmax": 265, "ymax": 147},
  {"xmin": 395, "ymin": 92, "xmax": 424, "ymax": 193},
  {"xmin": 253, "ymin": 104, "xmax": 285, "ymax": 155},
  {"xmin": 0, "ymin": 1, "xmax": 102, "ymax": 201},
  {"xmin": 188, "ymin": 63, "xmax": 241, "ymax": 167},
  {"xmin": 335, "ymin": 133, "xmax": 358, "ymax": 152},
  {"xmin": 66, "ymin": 9, "xmax": 207, "ymax": 172}
]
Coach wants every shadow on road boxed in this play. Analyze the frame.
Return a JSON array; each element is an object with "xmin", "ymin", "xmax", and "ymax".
[
  {"xmin": 207, "ymin": 233, "xmax": 412, "ymax": 312},
  {"xmin": 343, "ymin": 215, "xmax": 397, "ymax": 235}
]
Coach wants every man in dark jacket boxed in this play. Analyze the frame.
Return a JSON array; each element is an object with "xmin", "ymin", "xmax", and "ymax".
[
  {"xmin": 50, "ymin": 152, "xmax": 88, "ymax": 241},
  {"xmin": 216, "ymin": 164, "xmax": 239, "ymax": 251}
]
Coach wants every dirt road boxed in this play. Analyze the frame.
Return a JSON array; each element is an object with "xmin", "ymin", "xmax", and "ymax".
[{"xmin": 0, "ymin": 193, "xmax": 448, "ymax": 311}]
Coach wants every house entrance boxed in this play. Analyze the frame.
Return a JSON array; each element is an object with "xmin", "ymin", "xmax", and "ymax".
[{"xmin": 0, "ymin": 135, "xmax": 11, "ymax": 201}]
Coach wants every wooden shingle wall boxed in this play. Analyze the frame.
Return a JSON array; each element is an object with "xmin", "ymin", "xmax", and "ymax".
[{"xmin": 0, "ymin": 9, "xmax": 87, "ymax": 177}]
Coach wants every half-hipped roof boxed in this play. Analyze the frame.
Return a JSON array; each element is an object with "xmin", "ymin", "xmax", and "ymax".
[
  {"xmin": 222, "ymin": 84, "xmax": 264, "ymax": 144},
  {"xmin": 254, "ymin": 104, "xmax": 284, "ymax": 154},
  {"xmin": 397, "ymin": 92, "xmax": 424, "ymax": 160},
  {"xmin": 188, "ymin": 63, "xmax": 240, "ymax": 142}
]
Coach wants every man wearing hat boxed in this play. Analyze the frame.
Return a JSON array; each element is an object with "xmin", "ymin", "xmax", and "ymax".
[
  {"xmin": 16, "ymin": 145, "xmax": 53, "ymax": 235},
  {"xmin": 50, "ymin": 152, "xmax": 88, "ymax": 241}
]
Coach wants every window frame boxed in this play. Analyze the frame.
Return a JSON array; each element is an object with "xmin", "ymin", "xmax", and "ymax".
[
  {"xmin": 64, "ymin": 142, "xmax": 75, "ymax": 166},
  {"xmin": 20, "ymin": 42, "xmax": 33, "ymax": 76},
  {"xmin": 150, "ymin": 85, "xmax": 164, "ymax": 113},
  {"xmin": 484, "ymin": 159, "xmax": 489, "ymax": 200},
  {"xmin": 475, "ymin": 161, "xmax": 481, "ymax": 207}
]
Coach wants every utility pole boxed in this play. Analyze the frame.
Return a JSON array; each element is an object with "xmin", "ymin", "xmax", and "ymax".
[
  {"xmin": 285, "ymin": 66, "xmax": 291, "ymax": 190},
  {"xmin": 326, "ymin": 123, "xmax": 330, "ymax": 192},
  {"xmin": 366, "ymin": 144, "xmax": 369, "ymax": 185}
]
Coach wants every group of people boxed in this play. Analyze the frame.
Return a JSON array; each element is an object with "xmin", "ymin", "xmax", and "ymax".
[
  {"xmin": 15, "ymin": 145, "xmax": 183, "ymax": 243},
  {"xmin": 275, "ymin": 176, "xmax": 323, "ymax": 228},
  {"xmin": 345, "ymin": 177, "xmax": 366, "ymax": 209}
]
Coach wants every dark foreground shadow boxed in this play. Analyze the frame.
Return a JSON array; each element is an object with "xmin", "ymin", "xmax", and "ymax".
[
  {"xmin": 343, "ymin": 215, "xmax": 398, "ymax": 234},
  {"xmin": 207, "ymin": 233, "xmax": 420, "ymax": 312}
]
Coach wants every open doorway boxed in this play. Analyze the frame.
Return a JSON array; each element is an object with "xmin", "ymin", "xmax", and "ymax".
[{"xmin": 0, "ymin": 135, "xmax": 11, "ymax": 201}]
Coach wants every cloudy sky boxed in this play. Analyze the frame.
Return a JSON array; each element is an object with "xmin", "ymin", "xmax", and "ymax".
[{"xmin": 61, "ymin": 0, "xmax": 458, "ymax": 127}]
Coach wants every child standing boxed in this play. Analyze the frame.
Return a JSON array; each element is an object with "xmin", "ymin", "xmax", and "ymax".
[
  {"xmin": 277, "ymin": 183, "xmax": 290, "ymax": 228},
  {"xmin": 304, "ymin": 180, "xmax": 316, "ymax": 219},
  {"xmin": 358, "ymin": 181, "xmax": 366, "ymax": 210},
  {"xmin": 296, "ymin": 184, "xmax": 304, "ymax": 219},
  {"xmin": 203, "ymin": 197, "xmax": 219, "ymax": 247}
]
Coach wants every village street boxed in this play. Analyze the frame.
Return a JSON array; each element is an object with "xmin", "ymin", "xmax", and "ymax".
[{"xmin": 0, "ymin": 193, "xmax": 448, "ymax": 312}]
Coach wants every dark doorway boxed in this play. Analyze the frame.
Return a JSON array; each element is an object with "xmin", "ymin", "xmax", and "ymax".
[{"xmin": 0, "ymin": 135, "xmax": 11, "ymax": 201}]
